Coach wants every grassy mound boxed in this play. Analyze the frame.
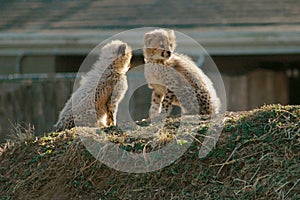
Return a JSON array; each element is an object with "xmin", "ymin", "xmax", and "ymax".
[{"xmin": 0, "ymin": 105, "xmax": 299, "ymax": 199}]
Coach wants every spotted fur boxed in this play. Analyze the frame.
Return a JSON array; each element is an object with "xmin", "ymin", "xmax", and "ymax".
[
  {"xmin": 54, "ymin": 40, "xmax": 132, "ymax": 131},
  {"xmin": 143, "ymin": 29, "xmax": 220, "ymax": 118}
]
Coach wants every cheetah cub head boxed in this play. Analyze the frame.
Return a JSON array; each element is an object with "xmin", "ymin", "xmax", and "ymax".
[
  {"xmin": 143, "ymin": 29, "xmax": 176, "ymax": 63},
  {"xmin": 101, "ymin": 40, "xmax": 132, "ymax": 73}
]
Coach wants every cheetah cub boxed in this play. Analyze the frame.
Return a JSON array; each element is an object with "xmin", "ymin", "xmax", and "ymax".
[
  {"xmin": 54, "ymin": 40, "xmax": 132, "ymax": 131},
  {"xmin": 143, "ymin": 29, "xmax": 220, "ymax": 119}
]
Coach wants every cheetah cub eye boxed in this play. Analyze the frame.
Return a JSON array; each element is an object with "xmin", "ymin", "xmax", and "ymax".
[{"xmin": 160, "ymin": 44, "xmax": 165, "ymax": 48}]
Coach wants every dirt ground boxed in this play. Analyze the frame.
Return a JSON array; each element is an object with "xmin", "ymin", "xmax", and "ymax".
[{"xmin": 0, "ymin": 104, "xmax": 299, "ymax": 199}]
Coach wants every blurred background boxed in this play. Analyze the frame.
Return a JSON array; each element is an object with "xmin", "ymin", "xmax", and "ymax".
[{"xmin": 0, "ymin": 0, "xmax": 299, "ymax": 142}]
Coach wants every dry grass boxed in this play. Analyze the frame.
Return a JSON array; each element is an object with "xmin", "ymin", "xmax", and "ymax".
[
  {"xmin": 0, "ymin": 104, "xmax": 299, "ymax": 199},
  {"xmin": 8, "ymin": 122, "xmax": 35, "ymax": 143}
]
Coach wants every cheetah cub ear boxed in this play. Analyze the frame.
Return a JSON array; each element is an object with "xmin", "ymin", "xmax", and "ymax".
[
  {"xmin": 144, "ymin": 33, "xmax": 153, "ymax": 47},
  {"xmin": 167, "ymin": 29, "xmax": 175, "ymax": 39},
  {"xmin": 117, "ymin": 43, "xmax": 127, "ymax": 56},
  {"xmin": 167, "ymin": 29, "xmax": 176, "ymax": 50}
]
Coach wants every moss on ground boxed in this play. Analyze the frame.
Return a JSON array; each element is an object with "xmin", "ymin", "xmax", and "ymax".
[{"xmin": 0, "ymin": 104, "xmax": 299, "ymax": 199}]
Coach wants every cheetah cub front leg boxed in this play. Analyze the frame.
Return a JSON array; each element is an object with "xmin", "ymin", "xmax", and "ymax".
[
  {"xmin": 106, "ymin": 100, "xmax": 117, "ymax": 127},
  {"xmin": 105, "ymin": 76, "xmax": 128, "ymax": 126},
  {"xmin": 148, "ymin": 83, "xmax": 167, "ymax": 119},
  {"xmin": 161, "ymin": 89, "xmax": 176, "ymax": 116}
]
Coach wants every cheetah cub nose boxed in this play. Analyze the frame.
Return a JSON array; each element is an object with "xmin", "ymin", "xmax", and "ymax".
[{"xmin": 161, "ymin": 50, "xmax": 171, "ymax": 58}]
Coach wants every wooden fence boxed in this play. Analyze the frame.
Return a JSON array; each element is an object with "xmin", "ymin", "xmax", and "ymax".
[
  {"xmin": 0, "ymin": 69, "xmax": 288, "ymax": 142},
  {"xmin": 0, "ymin": 74, "xmax": 75, "ymax": 142},
  {"xmin": 223, "ymin": 69, "xmax": 288, "ymax": 111}
]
